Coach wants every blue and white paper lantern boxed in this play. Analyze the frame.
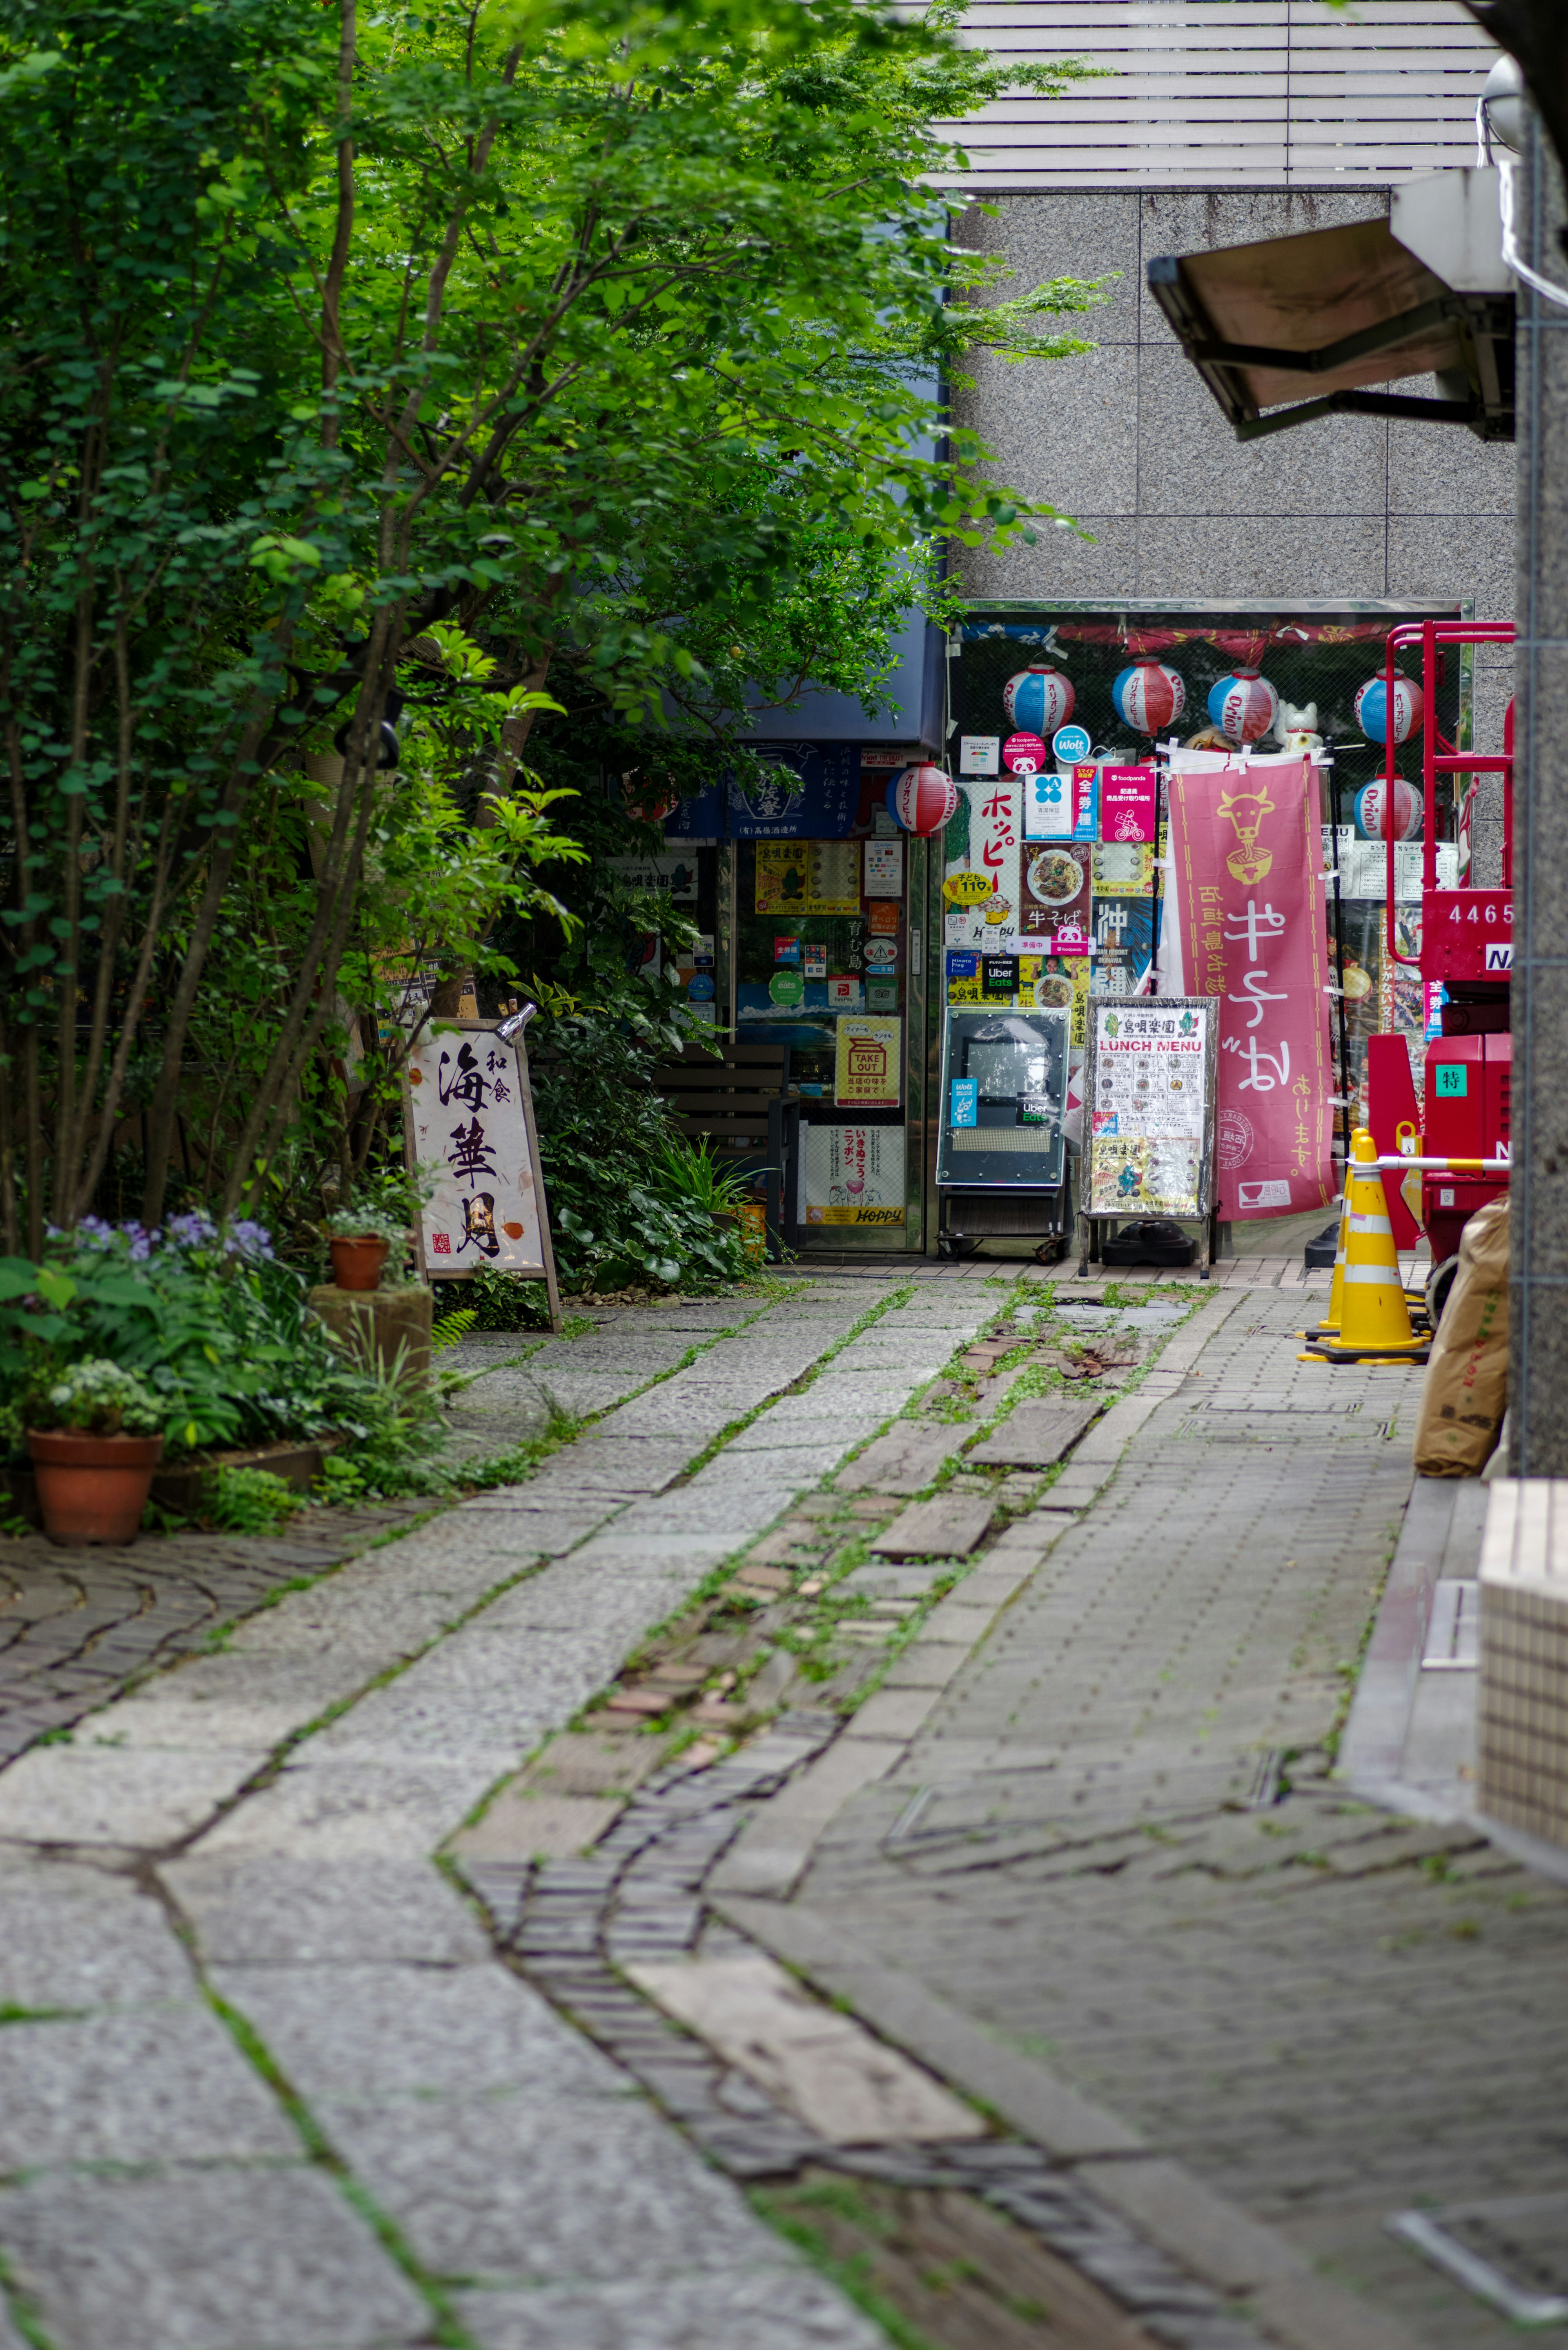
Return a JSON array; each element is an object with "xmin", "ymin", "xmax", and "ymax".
[
  {"xmin": 1110, "ymin": 659, "xmax": 1184, "ymax": 736},
  {"xmin": 1002, "ymin": 664, "xmax": 1074, "ymax": 737},
  {"xmin": 1354, "ymin": 674, "xmax": 1423, "ymax": 746},
  {"xmin": 1207, "ymin": 669, "xmax": 1278, "ymax": 745}
]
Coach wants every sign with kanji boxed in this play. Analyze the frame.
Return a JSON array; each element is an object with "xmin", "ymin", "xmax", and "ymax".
[
  {"xmin": 834, "ymin": 1015, "xmax": 902, "ymax": 1108},
  {"xmin": 1084, "ymin": 999, "xmax": 1218, "ymax": 1220},
  {"xmin": 802, "ymin": 1125, "xmax": 906, "ymax": 1225},
  {"xmin": 1167, "ymin": 756, "xmax": 1335, "ymax": 1222},
  {"xmin": 402, "ymin": 1019, "xmax": 561, "ymax": 1324}
]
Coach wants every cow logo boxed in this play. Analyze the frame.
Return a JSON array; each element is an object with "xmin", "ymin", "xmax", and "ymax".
[{"xmin": 1218, "ymin": 786, "xmax": 1276, "ymax": 885}]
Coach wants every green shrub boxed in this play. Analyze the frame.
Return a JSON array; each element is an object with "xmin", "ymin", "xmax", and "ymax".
[
  {"xmin": 21, "ymin": 1358, "xmax": 163, "ymax": 1437},
  {"xmin": 463, "ymin": 1266, "xmax": 556, "ymax": 1331},
  {"xmin": 209, "ymin": 1465, "xmax": 300, "ymax": 1534}
]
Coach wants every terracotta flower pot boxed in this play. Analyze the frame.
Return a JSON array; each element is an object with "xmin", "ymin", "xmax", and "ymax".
[
  {"xmin": 27, "ymin": 1428, "xmax": 165, "ymax": 1547},
  {"xmin": 330, "ymin": 1235, "xmax": 390, "ymax": 1291}
]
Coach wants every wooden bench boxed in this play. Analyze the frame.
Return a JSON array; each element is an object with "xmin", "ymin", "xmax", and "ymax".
[{"xmin": 649, "ymin": 1039, "xmax": 800, "ymax": 1256}]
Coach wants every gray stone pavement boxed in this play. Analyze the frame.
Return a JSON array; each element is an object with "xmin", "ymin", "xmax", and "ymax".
[
  {"xmin": 0, "ymin": 1275, "xmax": 991, "ymax": 2350},
  {"xmin": 3, "ymin": 1264, "xmax": 1562, "ymax": 2350},
  {"xmin": 787, "ymin": 1292, "xmax": 1568, "ymax": 2350},
  {"xmin": 0, "ymin": 1502, "xmax": 431, "ymax": 1765}
]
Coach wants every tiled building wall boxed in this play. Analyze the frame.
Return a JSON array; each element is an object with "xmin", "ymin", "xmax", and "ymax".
[{"xmin": 953, "ymin": 190, "xmax": 1515, "ymax": 880}]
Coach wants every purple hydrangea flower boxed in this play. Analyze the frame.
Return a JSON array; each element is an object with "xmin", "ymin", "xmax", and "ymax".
[
  {"xmin": 224, "ymin": 1220, "xmax": 276, "ymax": 1262},
  {"xmin": 165, "ymin": 1211, "xmax": 218, "ymax": 1250}
]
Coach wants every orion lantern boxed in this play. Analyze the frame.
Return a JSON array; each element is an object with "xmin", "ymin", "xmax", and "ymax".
[
  {"xmin": 1111, "ymin": 658, "xmax": 1185, "ymax": 736},
  {"xmin": 887, "ymin": 763, "xmax": 960, "ymax": 836},
  {"xmin": 1002, "ymin": 664, "xmax": 1075, "ymax": 737},
  {"xmin": 1207, "ymin": 669, "xmax": 1278, "ymax": 745}
]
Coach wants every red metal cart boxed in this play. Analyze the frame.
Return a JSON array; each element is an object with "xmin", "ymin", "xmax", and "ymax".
[{"xmin": 1367, "ymin": 618, "xmax": 1512, "ymax": 1313}]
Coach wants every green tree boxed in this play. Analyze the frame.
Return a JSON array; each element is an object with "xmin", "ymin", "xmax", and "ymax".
[{"xmin": 0, "ymin": 0, "xmax": 1100, "ymax": 1247}]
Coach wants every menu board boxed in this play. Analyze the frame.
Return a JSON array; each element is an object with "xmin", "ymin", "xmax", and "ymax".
[{"xmin": 1084, "ymin": 997, "xmax": 1217, "ymax": 1220}]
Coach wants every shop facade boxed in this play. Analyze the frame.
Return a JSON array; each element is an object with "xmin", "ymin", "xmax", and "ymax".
[
  {"xmin": 655, "ymin": 594, "xmax": 1480, "ymax": 1257},
  {"xmin": 648, "ymin": 6, "xmax": 1512, "ymax": 1259}
]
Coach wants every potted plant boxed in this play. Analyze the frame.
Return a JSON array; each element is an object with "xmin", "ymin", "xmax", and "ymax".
[
  {"xmin": 24, "ymin": 1360, "xmax": 165, "ymax": 1547},
  {"xmin": 322, "ymin": 1202, "xmax": 410, "ymax": 1292}
]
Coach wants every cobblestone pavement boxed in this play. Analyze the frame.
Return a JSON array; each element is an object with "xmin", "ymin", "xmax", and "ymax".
[
  {"xmin": 0, "ymin": 1503, "xmax": 431, "ymax": 1766},
  {"xmin": 2, "ymin": 1264, "xmax": 1558, "ymax": 2350},
  {"xmin": 791, "ymin": 1291, "xmax": 1568, "ymax": 2350}
]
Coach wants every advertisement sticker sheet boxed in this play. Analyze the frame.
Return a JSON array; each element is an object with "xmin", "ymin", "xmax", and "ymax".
[
  {"xmin": 1085, "ymin": 999, "xmax": 1216, "ymax": 1220},
  {"xmin": 1020, "ymin": 843, "xmax": 1092, "ymax": 952},
  {"xmin": 834, "ymin": 1015, "xmax": 902, "ymax": 1108},
  {"xmin": 1089, "ymin": 894, "xmax": 1155, "ymax": 997},
  {"xmin": 753, "ymin": 841, "xmax": 861, "ymax": 916},
  {"xmin": 802, "ymin": 1126, "xmax": 906, "ymax": 1225}
]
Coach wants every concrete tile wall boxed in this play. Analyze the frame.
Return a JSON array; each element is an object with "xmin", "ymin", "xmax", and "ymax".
[{"xmin": 953, "ymin": 190, "xmax": 1517, "ymax": 878}]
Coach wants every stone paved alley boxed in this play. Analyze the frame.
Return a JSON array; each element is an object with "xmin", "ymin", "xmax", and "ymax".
[{"xmin": 0, "ymin": 1267, "xmax": 1564, "ymax": 2350}]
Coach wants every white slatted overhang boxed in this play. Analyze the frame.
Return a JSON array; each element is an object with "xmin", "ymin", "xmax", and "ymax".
[{"xmin": 914, "ymin": 1, "xmax": 1499, "ymax": 193}]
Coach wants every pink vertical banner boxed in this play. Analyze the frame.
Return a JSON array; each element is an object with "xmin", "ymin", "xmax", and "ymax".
[
  {"xmin": 1099, "ymin": 764, "xmax": 1158, "ymax": 843},
  {"xmin": 1167, "ymin": 756, "xmax": 1336, "ymax": 1221}
]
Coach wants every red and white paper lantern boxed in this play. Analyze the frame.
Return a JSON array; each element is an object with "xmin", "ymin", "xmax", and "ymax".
[
  {"xmin": 1111, "ymin": 658, "xmax": 1185, "ymax": 736},
  {"xmin": 1207, "ymin": 668, "xmax": 1279, "ymax": 745},
  {"xmin": 886, "ymin": 763, "xmax": 959, "ymax": 836},
  {"xmin": 1002, "ymin": 664, "xmax": 1074, "ymax": 737},
  {"xmin": 1354, "ymin": 776, "xmax": 1422, "ymax": 842}
]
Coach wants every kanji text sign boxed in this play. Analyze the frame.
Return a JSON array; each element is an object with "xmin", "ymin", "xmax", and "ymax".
[{"xmin": 404, "ymin": 1021, "xmax": 555, "ymax": 1289}]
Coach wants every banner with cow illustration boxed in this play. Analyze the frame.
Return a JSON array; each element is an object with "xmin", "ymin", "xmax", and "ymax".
[{"xmin": 1166, "ymin": 756, "xmax": 1336, "ymax": 1222}]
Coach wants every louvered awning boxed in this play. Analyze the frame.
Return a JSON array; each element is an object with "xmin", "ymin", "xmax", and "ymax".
[{"xmin": 1147, "ymin": 214, "xmax": 1514, "ymax": 442}]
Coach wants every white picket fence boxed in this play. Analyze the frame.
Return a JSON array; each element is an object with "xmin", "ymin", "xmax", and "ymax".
[{"xmin": 915, "ymin": 2, "xmax": 1499, "ymax": 190}]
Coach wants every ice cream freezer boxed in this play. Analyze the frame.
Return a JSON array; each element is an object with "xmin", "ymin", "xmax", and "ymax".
[{"xmin": 935, "ymin": 1006, "xmax": 1074, "ymax": 1260}]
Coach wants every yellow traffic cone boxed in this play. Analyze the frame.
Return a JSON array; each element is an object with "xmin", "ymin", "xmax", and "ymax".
[
  {"xmin": 1305, "ymin": 1130, "xmax": 1429, "ymax": 1364},
  {"xmin": 1302, "ymin": 1183, "xmax": 1349, "ymax": 1341}
]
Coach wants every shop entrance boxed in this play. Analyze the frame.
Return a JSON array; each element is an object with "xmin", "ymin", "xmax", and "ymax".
[{"xmin": 730, "ymin": 829, "xmax": 926, "ymax": 1251}]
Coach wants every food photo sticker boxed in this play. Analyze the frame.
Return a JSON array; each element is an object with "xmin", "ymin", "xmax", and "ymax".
[{"xmin": 1022, "ymin": 844, "xmax": 1092, "ymax": 951}]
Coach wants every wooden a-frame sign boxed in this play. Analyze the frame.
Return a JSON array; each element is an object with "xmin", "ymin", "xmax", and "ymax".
[{"xmin": 401, "ymin": 1016, "xmax": 562, "ymax": 1330}]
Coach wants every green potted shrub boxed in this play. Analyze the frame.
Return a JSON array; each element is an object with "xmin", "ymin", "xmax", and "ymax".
[
  {"xmin": 24, "ymin": 1360, "xmax": 165, "ymax": 1546},
  {"xmin": 322, "ymin": 1201, "xmax": 411, "ymax": 1293}
]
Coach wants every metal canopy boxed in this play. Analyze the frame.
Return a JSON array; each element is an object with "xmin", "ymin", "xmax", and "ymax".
[{"xmin": 1147, "ymin": 216, "xmax": 1514, "ymax": 444}]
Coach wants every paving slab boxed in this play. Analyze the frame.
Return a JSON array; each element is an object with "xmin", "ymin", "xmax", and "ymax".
[
  {"xmin": 0, "ymin": 2003, "xmax": 298, "ymax": 2169},
  {"xmin": 0, "ymin": 1857, "xmax": 195, "ymax": 2009},
  {"xmin": 0, "ymin": 1744, "xmax": 265, "ymax": 1848},
  {"xmin": 452, "ymin": 2269, "xmax": 885, "ymax": 2350},
  {"xmin": 190, "ymin": 1755, "xmax": 501, "ymax": 1859},
  {"xmin": 869, "ymin": 1494, "xmax": 996, "ymax": 1559},
  {"xmin": 212, "ymin": 1959, "xmax": 624, "ymax": 2103},
  {"xmin": 162, "ymin": 1851, "xmax": 492, "ymax": 1966},
  {"xmin": 835, "ymin": 1424, "xmax": 967, "ymax": 1494},
  {"xmin": 309, "ymin": 1623, "xmax": 635, "ymax": 1764},
  {"xmin": 322, "ymin": 2088, "xmax": 782, "ymax": 2281},
  {"xmin": 0, "ymin": 2166, "xmax": 428, "ymax": 2350},
  {"xmin": 626, "ymin": 1953, "xmax": 983, "ymax": 2143},
  {"xmin": 449, "ymin": 1788, "xmax": 624, "ymax": 1860},
  {"xmin": 965, "ymin": 1398, "xmax": 1100, "ymax": 1468},
  {"xmin": 522, "ymin": 1436, "xmax": 695, "ymax": 1490}
]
